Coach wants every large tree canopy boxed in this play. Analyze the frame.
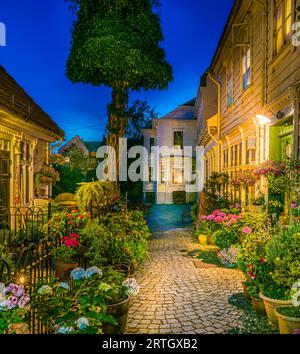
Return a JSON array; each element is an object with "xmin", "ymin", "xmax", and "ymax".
[{"xmin": 66, "ymin": 0, "xmax": 173, "ymax": 90}]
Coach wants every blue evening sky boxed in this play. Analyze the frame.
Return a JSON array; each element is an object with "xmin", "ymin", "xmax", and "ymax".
[{"xmin": 0, "ymin": 0, "xmax": 233, "ymax": 142}]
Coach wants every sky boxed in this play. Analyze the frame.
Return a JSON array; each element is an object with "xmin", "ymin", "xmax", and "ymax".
[{"xmin": 0, "ymin": 0, "xmax": 234, "ymax": 142}]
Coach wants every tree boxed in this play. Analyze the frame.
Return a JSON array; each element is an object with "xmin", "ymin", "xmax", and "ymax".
[
  {"xmin": 126, "ymin": 99, "xmax": 158, "ymax": 142},
  {"xmin": 66, "ymin": 0, "xmax": 173, "ymax": 183},
  {"xmin": 63, "ymin": 144, "xmax": 89, "ymax": 173}
]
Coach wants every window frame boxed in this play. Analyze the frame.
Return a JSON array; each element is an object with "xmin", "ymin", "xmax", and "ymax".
[
  {"xmin": 242, "ymin": 47, "xmax": 251, "ymax": 92},
  {"xmin": 173, "ymin": 131, "xmax": 184, "ymax": 150},
  {"xmin": 274, "ymin": 0, "xmax": 293, "ymax": 56}
]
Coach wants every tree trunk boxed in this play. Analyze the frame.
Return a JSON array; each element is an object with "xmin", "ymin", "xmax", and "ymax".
[{"xmin": 107, "ymin": 84, "xmax": 128, "ymax": 187}]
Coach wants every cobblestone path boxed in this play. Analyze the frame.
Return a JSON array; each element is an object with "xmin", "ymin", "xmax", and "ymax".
[{"xmin": 127, "ymin": 228, "xmax": 245, "ymax": 334}]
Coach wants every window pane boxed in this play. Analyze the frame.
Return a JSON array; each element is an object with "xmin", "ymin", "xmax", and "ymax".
[
  {"xmin": 173, "ymin": 131, "xmax": 183, "ymax": 149},
  {"xmin": 26, "ymin": 166, "xmax": 30, "ymax": 204},
  {"xmin": 20, "ymin": 142, "xmax": 24, "ymax": 161},
  {"xmin": 285, "ymin": 0, "xmax": 291, "ymax": 18},
  {"xmin": 172, "ymin": 168, "xmax": 183, "ymax": 184}
]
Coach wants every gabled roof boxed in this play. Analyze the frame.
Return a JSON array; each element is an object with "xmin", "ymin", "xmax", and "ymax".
[
  {"xmin": 0, "ymin": 66, "xmax": 64, "ymax": 137},
  {"xmin": 182, "ymin": 98, "xmax": 196, "ymax": 107},
  {"xmin": 58, "ymin": 135, "xmax": 102, "ymax": 155},
  {"xmin": 84, "ymin": 141, "xmax": 102, "ymax": 153},
  {"xmin": 158, "ymin": 99, "xmax": 196, "ymax": 121}
]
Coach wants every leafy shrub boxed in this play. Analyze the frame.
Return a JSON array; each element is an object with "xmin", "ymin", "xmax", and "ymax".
[
  {"xmin": 212, "ymin": 229, "xmax": 238, "ymax": 250},
  {"xmin": 264, "ymin": 222, "xmax": 300, "ymax": 299}
]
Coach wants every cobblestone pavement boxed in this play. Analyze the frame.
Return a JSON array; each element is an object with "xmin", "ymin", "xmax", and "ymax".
[{"xmin": 127, "ymin": 228, "xmax": 245, "ymax": 334}]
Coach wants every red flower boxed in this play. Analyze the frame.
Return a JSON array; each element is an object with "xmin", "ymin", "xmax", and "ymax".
[
  {"xmin": 77, "ymin": 215, "xmax": 84, "ymax": 220},
  {"xmin": 260, "ymin": 258, "xmax": 267, "ymax": 264}
]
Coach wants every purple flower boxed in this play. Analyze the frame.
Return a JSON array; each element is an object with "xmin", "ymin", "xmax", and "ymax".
[
  {"xmin": 291, "ymin": 202, "xmax": 298, "ymax": 209},
  {"xmin": 294, "ymin": 329, "xmax": 300, "ymax": 334},
  {"xmin": 207, "ymin": 215, "xmax": 215, "ymax": 221},
  {"xmin": 18, "ymin": 296, "xmax": 30, "ymax": 308}
]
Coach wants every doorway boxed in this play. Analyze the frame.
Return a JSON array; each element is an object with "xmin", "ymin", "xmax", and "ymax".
[{"xmin": 0, "ymin": 151, "xmax": 10, "ymax": 209}]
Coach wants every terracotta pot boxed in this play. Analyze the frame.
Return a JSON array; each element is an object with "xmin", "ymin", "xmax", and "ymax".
[
  {"xmin": 103, "ymin": 297, "xmax": 130, "ymax": 334},
  {"xmin": 260, "ymin": 293, "xmax": 292, "ymax": 327},
  {"xmin": 243, "ymin": 285, "xmax": 252, "ymax": 302},
  {"xmin": 275, "ymin": 307, "xmax": 300, "ymax": 334},
  {"xmin": 54, "ymin": 261, "xmax": 78, "ymax": 281},
  {"xmin": 8, "ymin": 322, "xmax": 30, "ymax": 334},
  {"xmin": 198, "ymin": 234, "xmax": 209, "ymax": 246},
  {"xmin": 252, "ymin": 297, "xmax": 266, "ymax": 314}
]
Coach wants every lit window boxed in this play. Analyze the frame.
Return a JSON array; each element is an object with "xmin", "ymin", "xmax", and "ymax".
[
  {"xmin": 19, "ymin": 142, "xmax": 32, "ymax": 205},
  {"xmin": 171, "ymin": 158, "xmax": 183, "ymax": 185},
  {"xmin": 275, "ymin": 0, "xmax": 292, "ymax": 55},
  {"xmin": 284, "ymin": 0, "xmax": 292, "ymax": 42},
  {"xmin": 242, "ymin": 48, "xmax": 251, "ymax": 91}
]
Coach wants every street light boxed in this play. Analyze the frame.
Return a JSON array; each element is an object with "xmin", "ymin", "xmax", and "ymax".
[{"xmin": 256, "ymin": 114, "xmax": 271, "ymax": 125}]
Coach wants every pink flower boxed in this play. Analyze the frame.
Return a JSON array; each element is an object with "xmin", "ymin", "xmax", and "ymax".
[
  {"xmin": 294, "ymin": 329, "xmax": 300, "ymax": 334},
  {"xmin": 243, "ymin": 227, "xmax": 252, "ymax": 234},
  {"xmin": 201, "ymin": 215, "xmax": 208, "ymax": 221},
  {"xmin": 218, "ymin": 212, "xmax": 226, "ymax": 218},
  {"xmin": 227, "ymin": 218, "xmax": 237, "ymax": 226},
  {"xmin": 214, "ymin": 216, "xmax": 223, "ymax": 223},
  {"xmin": 213, "ymin": 210, "xmax": 221, "ymax": 216},
  {"xmin": 260, "ymin": 258, "xmax": 267, "ymax": 264},
  {"xmin": 207, "ymin": 215, "xmax": 215, "ymax": 221}
]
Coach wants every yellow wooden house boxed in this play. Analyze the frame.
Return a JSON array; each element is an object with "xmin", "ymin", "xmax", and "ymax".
[
  {"xmin": 0, "ymin": 66, "xmax": 64, "ymax": 210},
  {"xmin": 197, "ymin": 0, "xmax": 300, "ymax": 203}
]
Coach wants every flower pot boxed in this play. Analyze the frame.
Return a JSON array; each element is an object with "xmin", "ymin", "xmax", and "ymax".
[
  {"xmin": 275, "ymin": 307, "xmax": 300, "ymax": 334},
  {"xmin": 243, "ymin": 285, "xmax": 252, "ymax": 302},
  {"xmin": 103, "ymin": 297, "xmax": 130, "ymax": 334},
  {"xmin": 54, "ymin": 261, "xmax": 78, "ymax": 281},
  {"xmin": 198, "ymin": 234, "xmax": 209, "ymax": 246},
  {"xmin": 8, "ymin": 322, "xmax": 30, "ymax": 334},
  {"xmin": 259, "ymin": 293, "xmax": 292, "ymax": 327},
  {"xmin": 115, "ymin": 263, "xmax": 130, "ymax": 277},
  {"xmin": 252, "ymin": 297, "xmax": 266, "ymax": 315}
]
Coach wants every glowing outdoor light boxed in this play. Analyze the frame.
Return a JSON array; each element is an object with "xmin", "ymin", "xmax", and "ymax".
[
  {"xmin": 256, "ymin": 115, "xmax": 271, "ymax": 125},
  {"xmin": 18, "ymin": 275, "xmax": 26, "ymax": 285}
]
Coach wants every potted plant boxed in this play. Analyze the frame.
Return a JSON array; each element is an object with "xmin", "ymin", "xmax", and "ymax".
[
  {"xmin": 247, "ymin": 283, "xmax": 266, "ymax": 314},
  {"xmin": 70, "ymin": 267, "xmax": 140, "ymax": 334},
  {"xmin": 52, "ymin": 233, "xmax": 80, "ymax": 281},
  {"xmin": 259, "ymin": 224, "xmax": 300, "ymax": 327},
  {"xmin": 275, "ymin": 306, "xmax": 300, "ymax": 334},
  {"xmin": 0, "ymin": 283, "xmax": 30, "ymax": 334}
]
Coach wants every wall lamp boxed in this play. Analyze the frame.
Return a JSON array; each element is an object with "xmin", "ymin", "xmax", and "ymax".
[{"xmin": 256, "ymin": 115, "xmax": 271, "ymax": 125}]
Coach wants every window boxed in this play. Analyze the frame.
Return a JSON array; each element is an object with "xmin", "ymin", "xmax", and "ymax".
[
  {"xmin": 274, "ymin": 0, "xmax": 292, "ymax": 55},
  {"xmin": 160, "ymin": 163, "xmax": 166, "ymax": 183},
  {"xmin": 227, "ymin": 63, "xmax": 233, "ymax": 107},
  {"xmin": 20, "ymin": 142, "xmax": 32, "ymax": 205},
  {"xmin": 171, "ymin": 158, "xmax": 183, "ymax": 185},
  {"xmin": 149, "ymin": 137, "xmax": 155, "ymax": 152},
  {"xmin": 173, "ymin": 131, "xmax": 183, "ymax": 149},
  {"xmin": 242, "ymin": 48, "xmax": 251, "ymax": 91},
  {"xmin": 223, "ymin": 149, "xmax": 229, "ymax": 169}
]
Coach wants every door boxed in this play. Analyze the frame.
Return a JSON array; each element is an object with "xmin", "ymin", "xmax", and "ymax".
[
  {"xmin": 0, "ymin": 151, "xmax": 10, "ymax": 209},
  {"xmin": 280, "ymin": 133, "xmax": 294, "ymax": 161}
]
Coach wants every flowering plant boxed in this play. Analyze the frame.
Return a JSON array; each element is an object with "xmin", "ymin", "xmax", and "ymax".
[
  {"xmin": 254, "ymin": 160, "xmax": 286, "ymax": 177},
  {"xmin": 122, "ymin": 278, "xmax": 140, "ymax": 297},
  {"xmin": 218, "ymin": 246, "xmax": 239, "ymax": 268},
  {"xmin": 47, "ymin": 210, "xmax": 92, "ymax": 236},
  {"xmin": 52, "ymin": 233, "xmax": 80, "ymax": 263},
  {"xmin": 230, "ymin": 170, "xmax": 257, "ymax": 189},
  {"xmin": 0, "ymin": 283, "xmax": 30, "ymax": 334}
]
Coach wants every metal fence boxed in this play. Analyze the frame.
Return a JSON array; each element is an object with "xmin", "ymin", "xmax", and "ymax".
[{"xmin": 0, "ymin": 204, "xmax": 88, "ymax": 334}]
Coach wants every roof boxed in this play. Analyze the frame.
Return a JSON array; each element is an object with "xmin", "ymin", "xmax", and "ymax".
[
  {"xmin": 158, "ymin": 100, "xmax": 196, "ymax": 121},
  {"xmin": 210, "ymin": 0, "xmax": 243, "ymax": 71},
  {"xmin": 58, "ymin": 136, "xmax": 102, "ymax": 155},
  {"xmin": 0, "ymin": 66, "xmax": 64, "ymax": 137},
  {"xmin": 182, "ymin": 98, "xmax": 196, "ymax": 106},
  {"xmin": 83, "ymin": 141, "xmax": 102, "ymax": 153}
]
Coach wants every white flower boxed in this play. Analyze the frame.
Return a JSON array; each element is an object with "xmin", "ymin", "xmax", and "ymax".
[{"xmin": 123, "ymin": 278, "xmax": 140, "ymax": 297}]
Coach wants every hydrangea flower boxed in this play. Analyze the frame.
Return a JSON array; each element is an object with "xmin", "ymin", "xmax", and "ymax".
[
  {"xmin": 207, "ymin": 215, "xmax": 215, "ymax": 221},
  {"xmin": 77, "ymin": 317, "xmax": 90, "ymax": 330},
  {"xmin": 57, "ymin": 325, "xmax": 74, "ymax": 334},
  {"xmin": 99, "ymin": 283, "xmax": 112, "ymax": 292},
  {"xmin": 214, "ymin": 216, "xmax": 223, "ymax": 223},
  {"xmin": 218, "ymin": 247, "xmax": 239, "ymax": 267},
  {"xmin": 58, "ymin": 282, "xmax": 70, "ymax": 290},
  {"xmin": 85, "ymin": 267, "xmax": 103, "ymax": 279},
  {"xmin": 123, "ymin": 278, "xmax": 140, "ymax": 297},
  {"xmin": 71, "ymin": 268, "xmax": 86, "ymax": 281},
  {"xmin": 37, "ymin": 285, "xmax": 53, "ymax": 295},
  {"xmin": 18, "ymin": 295, "xmax": 30, "ymax": 308}
]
